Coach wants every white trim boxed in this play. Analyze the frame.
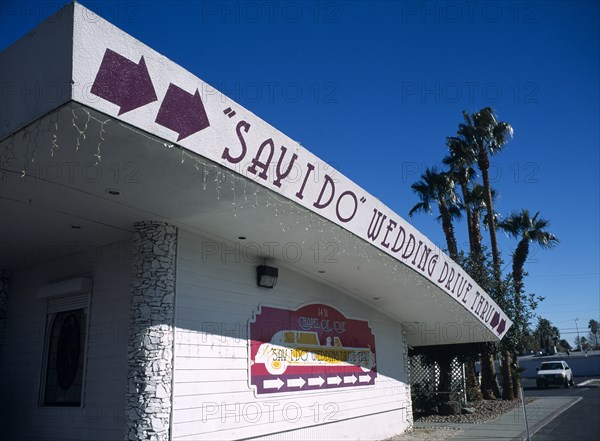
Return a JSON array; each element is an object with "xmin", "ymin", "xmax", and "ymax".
[
  {"xmin": 38, "ymin": 288, "xmax": 92, "ymax": 408},
  {"xmin": 36, "ymin": 277, "xmax": 92, "ymax": 299},
  {"xmin": 46, "ymin": 293, "xmax": 90, "ymax": 314}
]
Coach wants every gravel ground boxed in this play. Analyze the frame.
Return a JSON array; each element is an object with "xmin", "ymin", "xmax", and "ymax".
[
  {"xmin": 384, "ymin": 398, "xmax": 538, "ymax": 440},
  {"xmin": 414, "ymin": 397, "xmax": 537, "ymax": 424}
]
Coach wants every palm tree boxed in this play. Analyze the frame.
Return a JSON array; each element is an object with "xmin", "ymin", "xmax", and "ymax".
[
  {"xmin": 457, "ymin": 108, "xmax": 513, "ymax": 280},
  {"xmin": 534, "ymin": 318, "xmax": 560, "ymax": 351},
  {"xmin": 499, "ymin": 210, "xmax": 559, "ymax": 298},
  {"xmin": 468, "ymin": 184, "xmax": 504, "ymax": 399},
  {"xmin": 409, "ymin": 168, "xmax": 464, "ymax": 405},
  {"xmin": 444, "ymin": 137, "xmax": 477, "ymax": 252},
  {"xmin": 457, "ymin": 107, "xmax": 515, "ymax": 399},
  {"xmin": 409, "ymin": 167, "xmax": 462, "ymax": 259},
  {"xmin": 499, "ymin": 209, "xmax": 559, "ymax": 393},
  {"xmin": 448, "ymin": 176, "xmax": 503, "ymax": 400},
  {"xmin": 589, "ymin": 320, "xmax": 600, "ymax": 349},
  {"xmin": 443, "ymin": 142, "xmax": 490, "ymax": 401},
  {"xmin": 469, "ymin": 184, "xmax": 499, "ymax": 258},
  {"xmin": 445, "ymin": 122, "xmax": 506, "ymax": 400},
  {"xmin": 577, "ymin": 336, "xmax": 591, "ymax": 351}
]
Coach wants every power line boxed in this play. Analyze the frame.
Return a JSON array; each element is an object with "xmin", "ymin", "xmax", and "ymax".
[{"xmin": 530, "ymin": 270, "xmax": 600, "ymax": 276}]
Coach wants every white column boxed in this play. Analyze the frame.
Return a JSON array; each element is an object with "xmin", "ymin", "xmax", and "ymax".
[{"xmin": 125, "ymin": 221, "xmax": 177, "ymax": 441}]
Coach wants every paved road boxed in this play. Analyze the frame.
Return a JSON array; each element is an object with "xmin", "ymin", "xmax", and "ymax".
[{"xmin": 521, "ymin": 377, "xmax": 600, "ymax": 441}]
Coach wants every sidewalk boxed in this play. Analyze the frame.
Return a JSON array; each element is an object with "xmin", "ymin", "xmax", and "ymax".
[{"xmin": 413, "ymin": 396, "xmax": 581, "ymax": 440}]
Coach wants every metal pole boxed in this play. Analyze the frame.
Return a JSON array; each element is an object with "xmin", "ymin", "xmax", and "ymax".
[
  {"xmin": 575, "ymin": 318, "xmax": 581, "ymax": 350},
  {"xmin": 462, "ymin": 362, "xmax": 467, "ymax": 404},
  {"xmin": 521, "ymin": 387, "xmax": 530, "ymax": 441}
]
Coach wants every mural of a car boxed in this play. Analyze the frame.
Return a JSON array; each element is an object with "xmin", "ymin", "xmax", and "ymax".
[{"xmin": 254, "ymin": 330, "xmax": 376, "ymax": 375}]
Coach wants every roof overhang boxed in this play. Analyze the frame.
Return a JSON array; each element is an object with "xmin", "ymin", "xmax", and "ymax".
[{"xmin": 0, "ymin": 3, "xmax": 512, "ymax": 346}]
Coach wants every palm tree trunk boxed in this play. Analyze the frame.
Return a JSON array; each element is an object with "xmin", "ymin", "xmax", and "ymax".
[
  {"xmin": 510, "ymin": 240, "xmax": 528, "ymax": 398},
  {"xmin": 480, "ymin": 352, "xmax": 501, "ymax": 399},
  {"xmin": 469, "ymin": 205, "xmax": 498, "ymax": 400},
  {"xmin": 512, "ymin": 351, "xmax": 522, "ymax": 396},
  {"xmin": 465, "ymin": 359, "xmax": 482, "ymax": 401},
  {"xmin": 479, "ymin": 151, "xmax": 513, "ymax": 398},
  {"xmin": 501, "ymin": 351, "xmax": 515, "ymax": 400},
  {"xmin": 470, "ymin": 211, "xmax": 483, "ymax": 257},
  {"xmin": 438, "ymin": 356, "xmax": 453, "ymax": 403},
  {"xmin": 459, "ymin": 179, "xmax": 475, "ymax": 253},
  {"xmin": 479, "ymin": 158, "xmax": 501, "ymax": 281},
  {"xmin": 439, "ymin": 203, "xmax": 458, "ymax": 259},
  {"xmin": 512, "ymin": 241, "xmax": 528, "ymax": 297}
]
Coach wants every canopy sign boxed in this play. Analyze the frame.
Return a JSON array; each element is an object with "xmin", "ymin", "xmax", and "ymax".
[{"xmin": 68, "ymin": 5, "xmax": 511, "ymax": 339}]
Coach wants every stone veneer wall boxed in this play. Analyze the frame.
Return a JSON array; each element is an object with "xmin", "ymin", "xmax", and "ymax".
[
  {"xmin": 125, "ymin": 222, "xmax": 178, "ymax": 441},
  {"xmin": 0, "ymin": 270, "xmax": 10, "ymax": 345}
]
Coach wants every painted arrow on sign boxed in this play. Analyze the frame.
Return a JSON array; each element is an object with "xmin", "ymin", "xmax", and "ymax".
[
  {"xmin": 490, "ymin": 312, "xmax": 500, "ymax": 329},
  {"xmin": 155, "ymin": 83, "xmax": 210, "ymax": 141},
  {"xmin": 358, "ymin": 374, "xmax": 372, "ymax": 383},
  {"xmin": 263, "ymin": 378, "xmax": 284, "ymax": 390},
  {"xmin": 497, "ymin": 319, "xmax": 506, "ymax": 335},
  {"xmin": 327, "ymin": 375, "xmax": 342, "ymax": 386},
  {"xmin": 343, "ymin": 375, "xmax": 357, "ymax": 384},
  {"xmin": 91, "ymin": 48, "xmax": 158, "ymax": 115},
  {"xmin": 308, "ymin": 376, "xmax": 325, "ymax": 387},
  {"xmin": 287, "ymin": 377, "xmax": 306, "ymax": 388}
]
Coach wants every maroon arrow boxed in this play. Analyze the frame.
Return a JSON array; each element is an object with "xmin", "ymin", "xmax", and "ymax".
[
  {"xmin": 497, "ymin": 319, "xmax": 506, "ymax": 335},
  {"xmin": 155, "ymin": 83, "xmax": 210, "ymax": 141},
  {"xmin": 490, "ymin": 312, "xmax": 500, "ymax": 329},
  {"xmin": 91, "ymin": 49, "xmax": 158, "ymax": 115}
]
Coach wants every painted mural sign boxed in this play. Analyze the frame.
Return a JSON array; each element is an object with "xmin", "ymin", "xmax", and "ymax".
[
  {"xmin": 72, "ymin": 9, "xmax": 512, "ymax": 339},
  {"xmin": 249, "ymin": 304, "xmax": 376, "ymax": 395}
]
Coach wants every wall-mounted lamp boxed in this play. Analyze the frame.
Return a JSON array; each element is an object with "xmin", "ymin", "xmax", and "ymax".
[{"xmin": 257, "ymin": 265, "xmax": 278, "ymax": 289}]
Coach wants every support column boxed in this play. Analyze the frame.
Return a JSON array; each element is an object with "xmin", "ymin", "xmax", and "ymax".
[
  {"xmin": 125, "ymin": 222, "xmax": 177, "ymax": 441},
  {"xmin": 0, "ymin": 270, "xmax": 10, "ymax": 346}
]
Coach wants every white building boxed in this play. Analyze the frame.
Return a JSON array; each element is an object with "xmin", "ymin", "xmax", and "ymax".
[{"xmin": 0, "ymin": 3, "xmax": 511, "ymax": 440}]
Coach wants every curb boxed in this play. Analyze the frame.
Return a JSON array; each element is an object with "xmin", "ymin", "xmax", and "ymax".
[
  {"xmin": 577, "ymin": 379, "xmax": 600, "ymax": 387},
  {"xmin": 412, "ymin": 423, "xmax": 463, "ymax": 430},
  {"xmin": 512, "ymin": 397, "xmax": 582, "ymax": 441}
]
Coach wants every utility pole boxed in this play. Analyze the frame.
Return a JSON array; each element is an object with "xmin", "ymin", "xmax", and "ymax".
[{"xmin": 575, "ymin": 318, "xmax": 581, "ymax": 351}]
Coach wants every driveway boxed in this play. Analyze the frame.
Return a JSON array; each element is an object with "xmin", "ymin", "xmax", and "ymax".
[{"xmin": 522, "ymin": 377, "xmax": 600, "ymax": 441}]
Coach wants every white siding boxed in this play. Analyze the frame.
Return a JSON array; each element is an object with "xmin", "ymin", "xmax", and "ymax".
[
  {"xmin": 0, "ymin": 241, "xmax": 133, "ymax": 441},
  {"xmin": 173, "ymin": 230, "xmax": 411, "ymax": 440}
]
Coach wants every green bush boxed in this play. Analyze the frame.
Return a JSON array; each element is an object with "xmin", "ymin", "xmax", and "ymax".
[{"xmin": 411, "ymin": 383, "xmax": 443, "ymax": 414}]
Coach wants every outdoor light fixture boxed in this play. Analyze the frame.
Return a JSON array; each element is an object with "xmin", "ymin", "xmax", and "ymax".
[{"xmin": 257, "ymin": 265, "xmax": 278, "ymax": 289}]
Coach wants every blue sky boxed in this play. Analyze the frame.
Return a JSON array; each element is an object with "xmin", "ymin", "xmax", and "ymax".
[{"xmin": 1, "ymin": 0, "xmax": 598, "ymax": 344}]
